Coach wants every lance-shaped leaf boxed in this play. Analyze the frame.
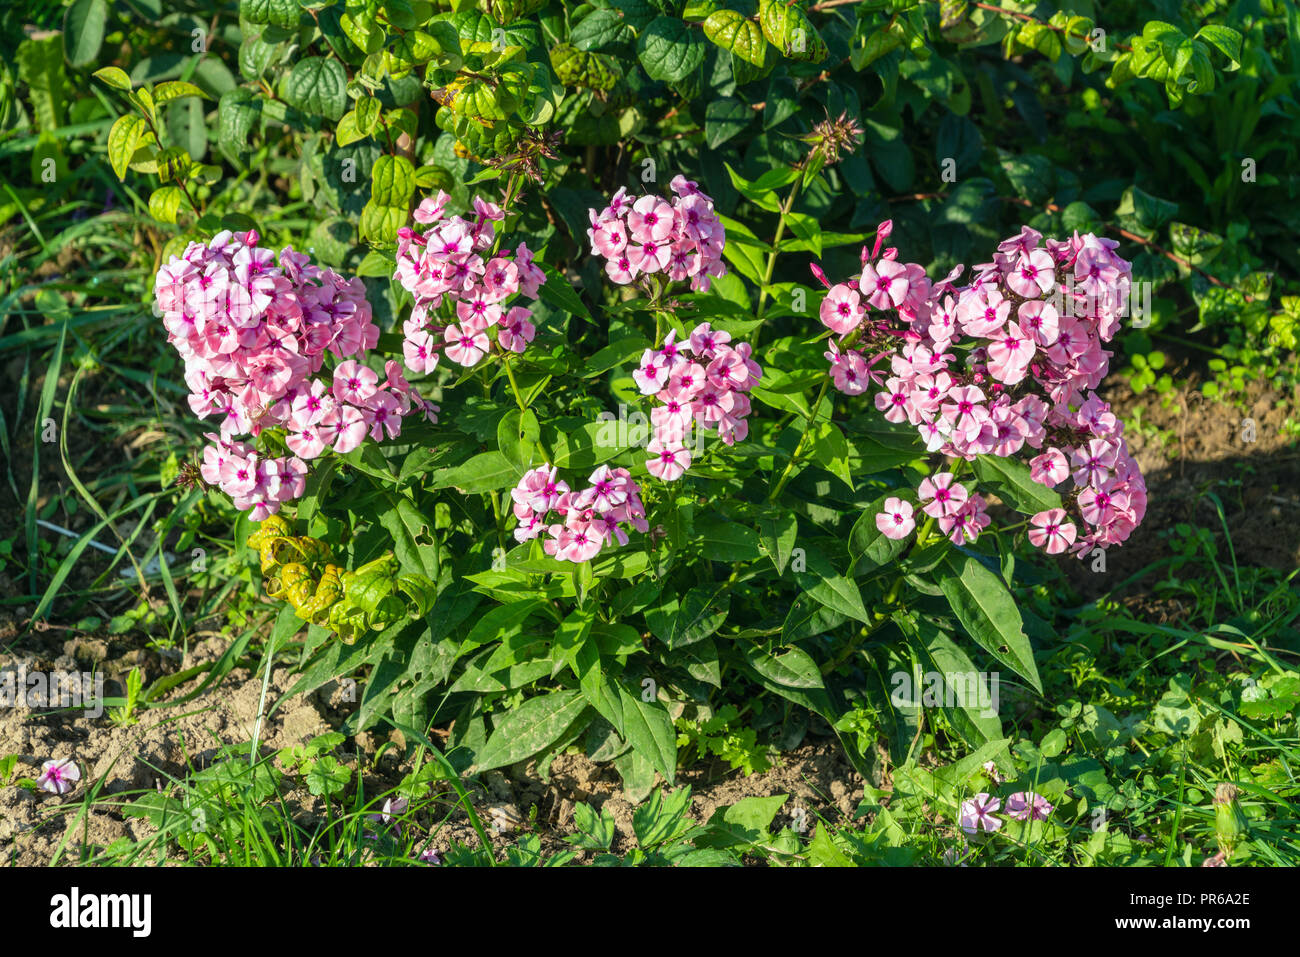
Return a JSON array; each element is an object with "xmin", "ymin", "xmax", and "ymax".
[{"xmin": 938, "ymin": 551, "xmax": 1041, "ymax": 692}]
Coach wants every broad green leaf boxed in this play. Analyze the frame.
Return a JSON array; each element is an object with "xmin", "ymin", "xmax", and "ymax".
[
  {"xmin": 739, "ymin": 641, "xmax": 823, "ymax": 689},
  {"xmin": 428, "ymin": 451, "xmax": 523, "ymax": 493},
  {"xmin": 619, "ymin": 687, "xmax": 677, "ymax": 784},
  {"xmin": 758, "ymin": 509, "xmax": 798, "ymax": 575},
  {"xmin": 369, "ymin": 154, "xmax": 416, "ymax": 208},
  {"xmin": 637, "ymin": 16, "xmax": 706, "ymax": 83},
  {"xmin": 570, "ymin": 9, "xmax": 634, "ymax": 51},
  {"xmin": 1194, "ymin": 24, "xmax": 1241, "ymax": 64},
  {"xmin": 93, "ymin": 66, "xmax": 132, "ymax": 91},
  {"xmin": 63, "ymin": 0, "xmax": 108, "ymax": 68},
  {"xmin": 498, "ymin": 408, "xmax": 540, "ymax": 469},
  {"xmin": 704, "ymin": 96, "xmax": 752, "ymax": 150},
  {"xmin": 848, "ymin": 493, "xmax": 911, "ymax": 575},
  {"xmin": 474, "ymin": 690, "xmax": 587, "ymax": 772},
  {"xmin": 217, "ymin": 89, "xmax": 261, "ymax": 157},
  {"xmin": 283, "ymin": 56, "xmax": 347, "ymax": 120},
  {"xmin": 938, "ymin": 552, "xmax": 1041, "ymax": 692},
  {"xmin": 460, "ymin": 597, "xmax": 545, "ymax": 655},
  {"xmin": 971, "ymin": 454, "xmax": 1061, "ymax": 514},
  {"xmin": 378, "ymin": 497, "xmax": 439, "ymax": 580},
  {"xmin": 155, "ymin": 81, "xmax": 209, "ymax": 104},
  {"xmin": 147, "ymin": 186, "xmax": 184, "ymax": 224},
  {"xmin": 240, "ymin": 0, "xmax": 299, "ymax": 29},
  {"xmin": 107, "ymin": 114, "xmax": 147, "ymax": 180},
  {"xmin": 703, "ymin": 9, "xmax": 767, "ymax": 66},
  {"xmin": 795, "ymin": 567, "xmax": 870, "ymax": 624},
  {"xmin": 906, "ymin": 615, "xmax": 1005, "ymax": 749},
  {"xmin": 645, "ymin": 585, "xmax": 728, "ymax": 650}
]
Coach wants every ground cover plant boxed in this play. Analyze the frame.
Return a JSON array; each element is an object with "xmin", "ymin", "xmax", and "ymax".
[{"xmin": 1, "ymin": 0, "xmax": 1298, "ymax": 870}]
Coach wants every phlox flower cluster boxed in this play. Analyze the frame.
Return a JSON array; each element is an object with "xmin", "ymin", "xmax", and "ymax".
[
  {"xmin": 394, "ymin": 192, "xmax": 546, "ymax": 372},
  {"xmin": 155, "ymin": 230, "xmax": 437, "ymax": 519},
  {"xmin": 632, "ymin": 322, "xmax": 762, "ymax": 481},
  {"xmin": 587, "ymin": 177, "xmax": 727, "ymax": 292},
  {"xmin": 819, "ymin": 221, "xmax": 1146, "ymax": 557},
  {"xmin": 510, "ymin": 465, "xmax": 649, "ymax": 563}
]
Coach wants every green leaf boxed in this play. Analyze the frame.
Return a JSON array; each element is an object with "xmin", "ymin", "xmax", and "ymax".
[
  {"xmin": 970, "ymin": 454, "xmax": 1061, "ymax": 514},
  {"xmin": 646, "ymin": 585, "xmax": 729, "ymax": 650},
  {"xmin": 637, "ymin": 16, "xmax": 706, "ymax": 83},
  {"xmin": 304, "ymin": 755, "xmax": 352, "ymax": 797},
  {"xmin": 147, "ymin": 186, "xmax": 184, "ymax": 224},
  {"xmin": 698, "ymin": 794, "xmax": 788, "ymax": 848},
  {"xmin": 92, "ymin": 66, "xmax": 131, "ymax": 91},
  {"xmin": 808, "ymin": 420, "xmax": 851, "ymax": 490},
  {"xmin": 704, "ymin": 96, "xmax": 751, "ymax": 150},
  {"xmin": 758, "ymin": 509, "xmax": 798, "ymax": 576},
  {"xmin": 537, "ymin": 264, "xmax": 592, "ymax": 321},
  {"xmin": 241, "ymin": 0, "xmax": 299, "ymax": 30},
  {"xmin": 1194, "ymin": 24, "xmax": 1242, "ymax": 64},
  {"xmin": 378, "ymin": 498, "xmax": 439, "ymax": 580},
  {"xmin": 697, "ymin": 518, "xmax": 761, "ymax": 562},
  {"xmin": 938, "ymin": 552, "xmax": 1041, "ymax": 692},
  {"xmin": 217, "ymin": 89, "xmax": 261, "ymax": 157},
  {"xmin": 428, "ymin": 451, "xmax": 523, "ymax": 493},
  {"xmin": 369, "ymin": 154, "xmax": 416, "ymax": 208},
  {"xmin": 155, "ymin": 81, "xmax": 210, "ymax": 104},
  {"xmin": 570, "ymin": 9, "xmax": 635, "ymax": 51},
  {"xmin": 848, "ymin": 493, "xmax": 911, "ymax": 574},
  {"xmin": 474, "ymin": 690, "xmax": 588, "ymax": 772},
  {"xmin": 550, "ymin": 43, "xmax": 623, "ymax": 91},
  {"xmin": 335, "ymin": 110, "xmax": 366, "ymax": 147},
  {"xmin": 703, "ymin": 9, "xmax": 767, "ymax": 66},
  {"xmin": 63, "ymin": 0, "xmax": 108, "ymax": 68},
  {"xmin": 739, "ymin": 641, "xmax": 823, "ymax": 689},
  {"xmin": 619, "ymin": 688, "xmax": 677, "ymax": 785},
  {"xmin": 909, "ymin": 615, "xmax": 1005, "ymax": 749},
  {"xmin": 785, "ymin": 211, "xmax": 822, "ymax": 258},
  {"xmin": 106, "ymin": 114, "xmax": 147, "ymax": 180},
  {"xmin": 283, "ymin": 56, "xmax": 347, "ymax": 121},
  {"xmin": 460, "ymin": 598, "xmax": 545, "ymax": 655},
  {"xmin": 795, "ymin": 568, "xmax": 869, "ymax": 624},
  {"xmin": 497, "ymin": 408, "xmax": 540, "ymax": 469}
]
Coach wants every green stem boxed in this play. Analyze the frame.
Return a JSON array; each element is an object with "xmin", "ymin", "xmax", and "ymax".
[
  {"xmin": 768, "ymin": 373, "xmax": 832, "ymax": 503},
  {"xmin": 755, "ymin": 175, "xmax": 803, "ymax": 322},
  {"xmin": 502, "ymin": 353, "xmax": 554, "ymax": 465},
  {"xmin": 821, "ymin": 616, "xmax": 887, "ymax": 676}
]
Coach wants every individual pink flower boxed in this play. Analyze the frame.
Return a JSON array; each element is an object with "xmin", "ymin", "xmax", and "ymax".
[
  {"xmin": 1004, "ymin": 791, "xmax": 1054, "ymax": 822},
  {"xmin": 859, "ymin": 258, "xmax": 910, "ymax": 310},
  {"xmin": 332, "ymin": 360, "xmax": 379, "ymax": 406},
  {"xmin": 1029, "ymin": 448, "xmax": 1069, "ymax": 487},
  {"xmin": 985, "ymin": 324, "xmax": 1035, "ymax": 384},
  {"xmin": 37, "ymin": 758, "xmax": 80, "ymax": 796},
  {"xmin": 820, "ymin": 283, "xmax": 864, "ymax": 336},
  {"xmin": 918, "ymin": 472, "xmax": 968, "ymax": 518},
  {"xmin": 875, "ymin": 497, "xmax": 915, "ymax": 539},
  {"xmin": 627, "ymin": 195, "xmax": 674, "ymax": 243},
  {"xmin": 443, "ymin": 321, "xmax": 490, "ymax": 366},
  {"xmin": 497, "ymin": 307, "xmax": 535, "ymax": 354},
  {"xmin": 645, "ymin": 438, "xmax": 691, "ymax": 481},
  {"xmin": 1028, "ymin": 508, "xmax": 1077, "ymax": 555},
  {"xmin": 1007, "ymin": 248, "xmax": 1056, "ymax": 298},
  {"xmin": 959, "ymin": 793, "xmax": 1002, "ymax": 835}
]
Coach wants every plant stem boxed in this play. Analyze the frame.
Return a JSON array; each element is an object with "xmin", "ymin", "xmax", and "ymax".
[
  {"xmin": 767, "ymin": 372, "xmax": 831, "ymax": 503},
  {"xmin": 755, "ymin": 175, "xmax": 803, "ymax": 322},
  {"xmin": 502, "ymin": 353, "xmax": 554, "ymax": 464}
]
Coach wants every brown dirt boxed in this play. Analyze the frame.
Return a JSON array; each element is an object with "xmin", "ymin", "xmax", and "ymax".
[
  {"xmin": 1061, "ymin": 372, "xmax": 1300, "ymax": 601},
  {"xmin": 1, "ymin": 619, "xmax": 864, "ymax": 865}
]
